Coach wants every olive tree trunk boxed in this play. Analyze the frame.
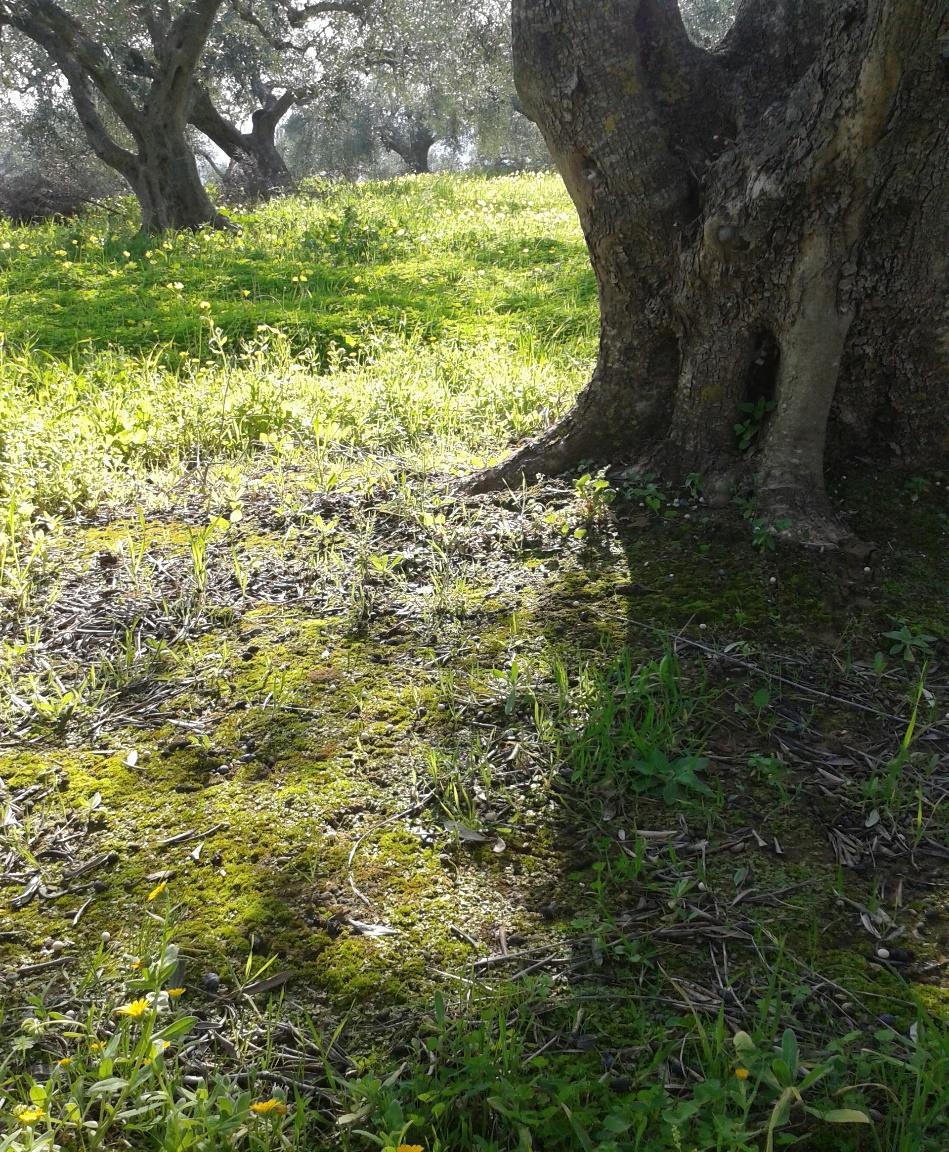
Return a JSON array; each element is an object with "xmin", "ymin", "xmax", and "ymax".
[
  {"xmin": 472, "ymin": 0, "xmax": 947, "ymax": 542},
  {"xmin": 379, "ymin": 118, "xmax": 436, "ymax": 174},
  {"xmin": 190, "ymin": 84, "xmax": 296, "ymax": 201},
  {"xmin": 131, "ymin": 117, "xmax": 227, "ymax": 233}
]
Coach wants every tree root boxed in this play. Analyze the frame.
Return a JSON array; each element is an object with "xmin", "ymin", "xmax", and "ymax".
[
  {"xmin": 758, "ymin": 483, "xmax": 858, "ymax": 551},
  {"xmin": 461, "ymin": 407, "xmax": 863, "ymax": 557},
  {"xmin": 461, "ymin": 412, "xmax": 605, "ymax": 495}
]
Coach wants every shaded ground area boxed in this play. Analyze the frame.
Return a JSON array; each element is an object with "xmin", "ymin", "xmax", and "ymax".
[{"xmin": 2, "ymin": 458, "xmax": 946, "ymax": 1148}]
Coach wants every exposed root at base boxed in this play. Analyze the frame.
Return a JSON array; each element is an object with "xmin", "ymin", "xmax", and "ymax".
[
  {"xmin": 461, "ymin": 415, "xmax": 607, "ymax": 495},
  {"xmin": 759, "ymin": 484, "xmax": 861, "ymax": 552}
]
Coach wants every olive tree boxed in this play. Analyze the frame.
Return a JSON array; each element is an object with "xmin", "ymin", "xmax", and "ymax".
[{"xmin": 472, "ymin": 0, "xmax": 947, "ymax": 544}]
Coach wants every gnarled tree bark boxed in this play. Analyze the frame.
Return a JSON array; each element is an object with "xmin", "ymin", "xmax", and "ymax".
[
  {"xmin": 190, "ymin": 83, "xmax": 298, "ymax": 201},
  {"xmin": 471, "ymin": 0, "xmax": 947, "ymax": 543}
]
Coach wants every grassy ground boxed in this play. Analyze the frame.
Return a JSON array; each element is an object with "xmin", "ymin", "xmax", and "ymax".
[{"xmin": 0, "ymin": 174, "xmax": 946, "ymax": 1152}]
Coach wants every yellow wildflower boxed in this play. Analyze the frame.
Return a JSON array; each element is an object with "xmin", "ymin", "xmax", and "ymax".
[
  {"xmin": 735, "ymin": 1066, "xmax": 750, "ymax": 1080},
  {"xmin": 57, "ymin": 1056, "xmax": 73, "ymax": 1067},
  {"xmin": 90, "ymin": 1041, "xmax": 104, "ymax": 1052},
  {"xmin": 250, "ymin": 1098, "xmax": 288, "ymax": 1116},
  {"xmin": 147, "ymin": 880, "xmax": 168, "ymax": 901},
  {"xmin": 199, "ymin": 300, "xmax": 211, "ymax": 310},
  {"xmin": 15, "ymin": 1106, "xmax": 45, "ymax": 1125},
  {"xmin": 115, "ymin": 998, "xmax": 149, "ymax": 1019},
  {"xmin": 167, "ymin": 986, "xmax": 186, "ymax": 998},
  {"xmin": 130, "ymin": 958, "xmax": 142, "ymax": 971},
  {"xmin": 396, "ymin": 1145, "xmax": 424, "ymax": 1152}
]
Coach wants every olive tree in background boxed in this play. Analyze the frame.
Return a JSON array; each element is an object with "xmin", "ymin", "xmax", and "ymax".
[{"xmin": 0, "ymin": 1, "xmax": 367, "ymax": 229}]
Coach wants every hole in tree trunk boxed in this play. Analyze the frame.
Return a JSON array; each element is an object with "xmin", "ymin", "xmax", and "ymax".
[
  {"xmin": 680, "ymin": 1, "xmax": 738, "ymax": 48},
  {"xmin": 742, "ymin": 330, "xmax": 780, "ymax": 407}
]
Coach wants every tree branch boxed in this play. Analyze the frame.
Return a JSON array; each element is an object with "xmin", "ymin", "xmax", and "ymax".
[
  {"xmin": 285, "ymin": 0, "xmax": 368, "ymax": 27},
  {"xmin": 152, "ymin": 0, "xmax": 224, "ymax": 112},
  {"xmin": 3, "ymin": 0, "xmax": 143, "ymax": 134},
  {"xmin": 196, "ymin": 145, "xmax": 229, "ymax": 180},
  {"xmin": 189, "ymin": 81, "xmax": 249, "ymax": 156},
  {"xmin": 59, "ymin": 61, "xmax": 139, "ymax": 176}
]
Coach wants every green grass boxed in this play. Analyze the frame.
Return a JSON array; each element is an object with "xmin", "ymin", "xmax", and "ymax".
[
  {"xmin": 1, "ymin": 173, "xmax": 947, "ymax": 1152},
  {"xmin": 0, "ymin": 175, "xmax": 595, "ymax": 356},
  {"xmin": 0, "ymin": 173, "xmax": 594, "ymax": 556}
]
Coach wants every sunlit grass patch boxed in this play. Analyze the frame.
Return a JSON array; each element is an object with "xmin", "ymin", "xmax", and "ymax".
[
  {"xmin": 0, "ymin": 173, "xmax": 595, "ymax": 357},
  {"xmin": 0, "ymin": 173, "xmax": 594, "ymax": 617}
]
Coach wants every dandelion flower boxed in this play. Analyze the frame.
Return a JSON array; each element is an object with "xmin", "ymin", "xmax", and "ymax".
[
  {"xmin": 90, "ymin": 1041, "xmax": 104, "ymax": 1052},
  {"xmin": 115, "ymin": 998, "xmax": 149, "ymax": 1019},
  {"xmin": 250, "ymin": 1098, "xmax": 288, "ymax": 1116},
  {"xmin": 396, "ymin": 1145, "xmax": 424, "ymax": 1152},
  {"xmin": 57, "ymin": 1056, "xmax": 73, "ymax": 1067},
  {"xmin": 15, "ymin": 1106, "xmax": 46, "ymax": 1125},
  {"xmin": 147, "ymin": 880, "xmax": 168, "ymax": 902},
  {"xmin": 735, "ymin": 1067, "xmax": 750, "ymax": 1080},
  {"xmin": 167, "ymin": 986, "xmax": 186, "ymax": 998}
]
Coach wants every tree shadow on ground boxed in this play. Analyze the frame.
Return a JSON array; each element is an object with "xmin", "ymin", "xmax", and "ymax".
[{"xmin": 2, "ymin": 468, "xmax": 944, "ymax": 1149}]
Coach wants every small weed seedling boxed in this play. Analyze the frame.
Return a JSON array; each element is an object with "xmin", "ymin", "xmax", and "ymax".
[
  {"xmin": 573, "ymin": 470, "xmax": 615, "ymax": 526},
  {"xmin": 734, "ymin": 396, "xmax": 776, "ymax": 452},
  {"xmin": 883, "ymin": 622, "xmax": 936, "ymax": 663},
  {"xmin": 733, "ymin": 1028, "xmax": 870, "ymax": 1152}
]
